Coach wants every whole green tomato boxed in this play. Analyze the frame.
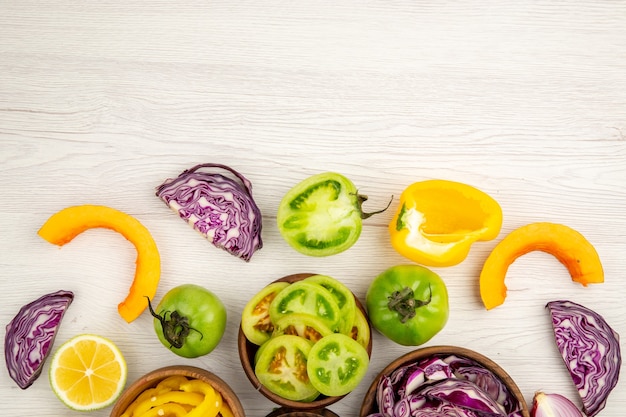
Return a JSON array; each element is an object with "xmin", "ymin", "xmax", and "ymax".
[
  {"xmin": 366, "ymin": 265, "xmax": 449, "ymax": 346},
  {"xmin": 147, "ymin": 284, "xmax": 227, "ymax": 358}
]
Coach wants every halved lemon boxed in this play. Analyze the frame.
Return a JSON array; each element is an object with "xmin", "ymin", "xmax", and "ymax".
[{"xmin": 49, "ymin": 334, "xmax": 127, "ymax": 411}]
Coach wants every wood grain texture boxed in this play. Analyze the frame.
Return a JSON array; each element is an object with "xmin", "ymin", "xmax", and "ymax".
[{"xmin": 1, "ymin": 1, "xmax": 625, "ymax": 416}]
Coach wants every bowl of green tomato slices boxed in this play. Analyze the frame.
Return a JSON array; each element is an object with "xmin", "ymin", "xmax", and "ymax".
[{"xmin": 238, "ymin": 273, "xmax": 373, "ymax": 410}]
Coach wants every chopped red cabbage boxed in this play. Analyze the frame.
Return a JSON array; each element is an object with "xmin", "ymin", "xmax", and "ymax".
[
  {"xmin": 446, "ymin": 355, "xmax": 520, "ymax": 414},
  {"xmin": 369, "ymin": 353, "xmax": 522, "ymax": 417},
  {"xmin": 156, "ymin": 163, "xmax": 263, "ymax": 261},
  {"xmin": 4, "ymin": 290, "xmax": 74, "ymax": 389},
  {"xmin": 546, "ymin": 300, "xmax": 621, "ymax": 417},
  {"xmin": 420, "ymin": 379, "xmax": 506, "ymax": 415}
]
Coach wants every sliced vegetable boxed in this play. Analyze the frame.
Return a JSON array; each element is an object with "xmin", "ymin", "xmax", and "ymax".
[
  {"xmin": 277, "ymin": 172, "xmax": 391, "ymax": 257},
  {"xmin": 38, "ymin": 205, "xmax": 161, "ymax": 323},
  {"xmin": 480, "ymin": 222, "xmax": 603, "ymax": 310},
  {"xmin": 546, "ymin": 300, "xmax": 621, "ymax": 417},
  {"xmin": 272, "ymin": 313, "xmax": 333, "ymax": 343},
  {"xmin": 242, "ymin": 275, "xmax": 371, "ymax": 402},
  {"xmin": 120, "ymin": 375, "xmax": 232, "ymax": 417},
  {"xmin": 389, "ymin": 179, "xmax": 502, "ymax": 267},
  {"xmin": 4, "ymin": 290, "xmax": 73, "ymax": 389},
  {"xmin": 350, "ymin": 306, "xmax": 371, "ymax": 350},
  {"xmin": 419, "ymin": 379, "xmax": 505, "ymax": 415},
  {"xmin": 241, "ymin": 282, "xmax": 290, "ymax": 345},
  {"xmin": 446, "ymin": 354, "xmax": 518, "ymax": 414},
  {"xmin": 368, "ymin": 353, "xmax": 523, "ymax": 417},
  {"xmin": 156, "ymin": 163, "xmax": 263, "ymax": 261},
  {"xmin": 269, "ymin": 281, "xmax": 342, "ymax": 332},
  {"xmin": 307, "ymin": 333, "xmax": 370, "ymax": 397},
  {"xmin": 304, "ymin": 274, "xmax": 357, "ymax": 335},
  {"xmin": 531, "ymin": 392, "xmax": 584, "ymax": 417},
  {"xmin": 255, "ymin": 334, "xmax": 319, "ymax": 402},
  {"xmin": 366, "ymin": 265, "xmax": 449, "ymax": 346}
]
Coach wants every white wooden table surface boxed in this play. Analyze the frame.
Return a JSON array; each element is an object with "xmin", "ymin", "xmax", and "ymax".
[{"xmin": 1, "ymin": 1, "xmax": 625, "ymax": 416}]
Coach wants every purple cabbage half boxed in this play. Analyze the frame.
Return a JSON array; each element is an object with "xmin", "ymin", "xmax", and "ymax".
[
  {"xmin": 370, "ymin": 353, "xmax": 522, "ymax": 417},
  {"xmin": 156, "ymin": 163, "xmax": 263, "ymax": 261},
  {"xmin": 4, "ymin": 290, "xmax": 74, "ymax": 389},
  {"xmin": 546, "ymin": 300, "xmax": 621, "ymax": 417}
]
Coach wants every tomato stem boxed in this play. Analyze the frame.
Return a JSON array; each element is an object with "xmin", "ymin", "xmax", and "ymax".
[
  {"xmin": 387, "ymin": 285, "xmax": 432, "ymax": 323},
  {"xmin": 145, "ymin": 297, "xmax": 203, "ymax": 349},
  {"xmin": 357, "ymin": 193, "xmax": 393, "ymax": 220}
]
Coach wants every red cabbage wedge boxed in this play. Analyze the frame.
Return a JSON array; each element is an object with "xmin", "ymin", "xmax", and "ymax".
[
  {"xmin": 156, "ymin": 163, "xmax": 263, "ymax": 261},
  {"xmin": 546, "ymin": 300, "xmax": 621, "ymax": 417},
  {"xmin": 4, "ymin": 290, "xmax": 74, "ymax": 389}
]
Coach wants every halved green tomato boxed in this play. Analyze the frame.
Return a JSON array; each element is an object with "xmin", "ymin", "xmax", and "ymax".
[
  {"xmin": 269, "ymin": 281, "xmax": 341, "ymax": 332},
  {"xmin": 307, "ymin": 333, "xmax": 370, "ymax": 397},
  {"xmin": 241, "ymin": 282, "xmax": 290, "ymax": 345},
  {"xmin": 304, "ymin": 274, "xmax": 357, "ymax": 335},
  {"xmin": 276, "ymin": 172, "xmax": 364, "ymax": 257},
  {"xmin": 349, "ymin": 307, "xmax": 370, "ymax": 350},
  {"xmin": 255, "ymin": 335, "xmax": 320, "ymax": 402},
  {"xmin": 272, "ymin": 313, "xmax": 334, "ymax": 343}
]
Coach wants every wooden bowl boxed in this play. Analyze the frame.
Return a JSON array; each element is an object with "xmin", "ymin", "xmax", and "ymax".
[
  {"xmin": 359, "ymin": 345, "xmax": 530, "ymax": 417},
  {"xmin": 238, "ymin": 273, "xmax": 373, "ymax": 410},
  {"xmin": 109, "ymin": 365, "xmax": 245, "ymax": 417}
]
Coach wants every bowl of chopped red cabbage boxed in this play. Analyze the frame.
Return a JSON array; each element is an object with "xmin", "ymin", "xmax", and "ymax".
[{"xmin": 359, "ymin": 345, "xmax": 529, "ymax": 417}]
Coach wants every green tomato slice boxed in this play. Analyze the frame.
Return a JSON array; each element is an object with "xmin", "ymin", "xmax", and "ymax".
[
  {"xmin": 303, "ymin": 274, "xmax": 357, "ymax": 335},
  {"xmin": 241, "ymin": 282, "xmax": 290, "ymax": 345},
  {"xmin": 272, "ymin": 313, "xmax": 333, "ymax": 343},
  {"xmin": 255, "ymin": 335, "xmax": 320, "ymax": 402},
  {"xmin": 307, "ymin": 333, "xmax": 370, "ymax": 397},
  {"xmin": 277, "ymin": 172, "xmax": 362, "ymax": 256},
  {"xmin": 349, "ymin": 306, "xmax": 371, "ymax": 350},
  {"xmin": 269, "ymin": 281, "xmax": 341, "ymax": 332}
]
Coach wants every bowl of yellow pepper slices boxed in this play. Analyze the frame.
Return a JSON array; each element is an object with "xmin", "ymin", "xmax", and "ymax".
[{"xmin": 109, "ymin": 365, "xmax": 245, "ymax": 417}]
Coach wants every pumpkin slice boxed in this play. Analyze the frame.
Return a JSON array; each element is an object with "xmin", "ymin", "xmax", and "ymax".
[
  {"xmin": 38, "ymin": 205, "xmax": 161, "ymax": 323},
  {"xmin": 480, "ymin": 222, "xmax": 603, "ymax": 310}
]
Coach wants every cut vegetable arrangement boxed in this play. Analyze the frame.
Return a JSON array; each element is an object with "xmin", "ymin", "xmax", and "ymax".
[
  {"xmin": 8, "ymin": 166, "xmax": 622, "ymax": 415},
  {"xmin": 240, "ymin": 274, "xmax": 371, "ymax": 403}
]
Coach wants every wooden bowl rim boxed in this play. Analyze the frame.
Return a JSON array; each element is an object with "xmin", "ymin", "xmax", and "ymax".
[
  {"xmin": 109, "ymin": 365, "xmax": 245, "ymax": 417},
  {"xmin": 358, "ymin": 345, "xmax": 530, "ymax": 417},
  {"xmin": 238, "ymin": 272, "xmax": 373, "ymax": 411}
]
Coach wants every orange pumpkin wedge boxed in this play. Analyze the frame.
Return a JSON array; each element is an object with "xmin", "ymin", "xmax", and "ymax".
[
  {"xmin": 38, "ymin": 205, "xmax": 161, "ymax": 323},
  {"xmin": 480, "ymin": 222, "xmax": 603, "ymax": 310}
]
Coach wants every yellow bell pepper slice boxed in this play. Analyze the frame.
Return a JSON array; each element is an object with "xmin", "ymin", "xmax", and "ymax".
[
  {"xmin": 389, "ymin": 180, "xmax": 503, "ymax": 267},
  {"xmin": 480, "ymin": 222, "xmax": 604, "ymax": 310},
  {"xmin": 180, "ymin": 379, "xmax": 221, "ymax": 417},
  {"xmin": 135, "ymin": 403, "xmax": 188, "ymax": 417},
  {"xmin": 37, "ymin": 204, "xmax": 161, "ymax": 323}
]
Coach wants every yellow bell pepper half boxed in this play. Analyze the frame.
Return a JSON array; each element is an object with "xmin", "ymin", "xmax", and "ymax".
[{"xmin": 389, "ymin": 180, "xmax": 503, "ymax": 267}]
